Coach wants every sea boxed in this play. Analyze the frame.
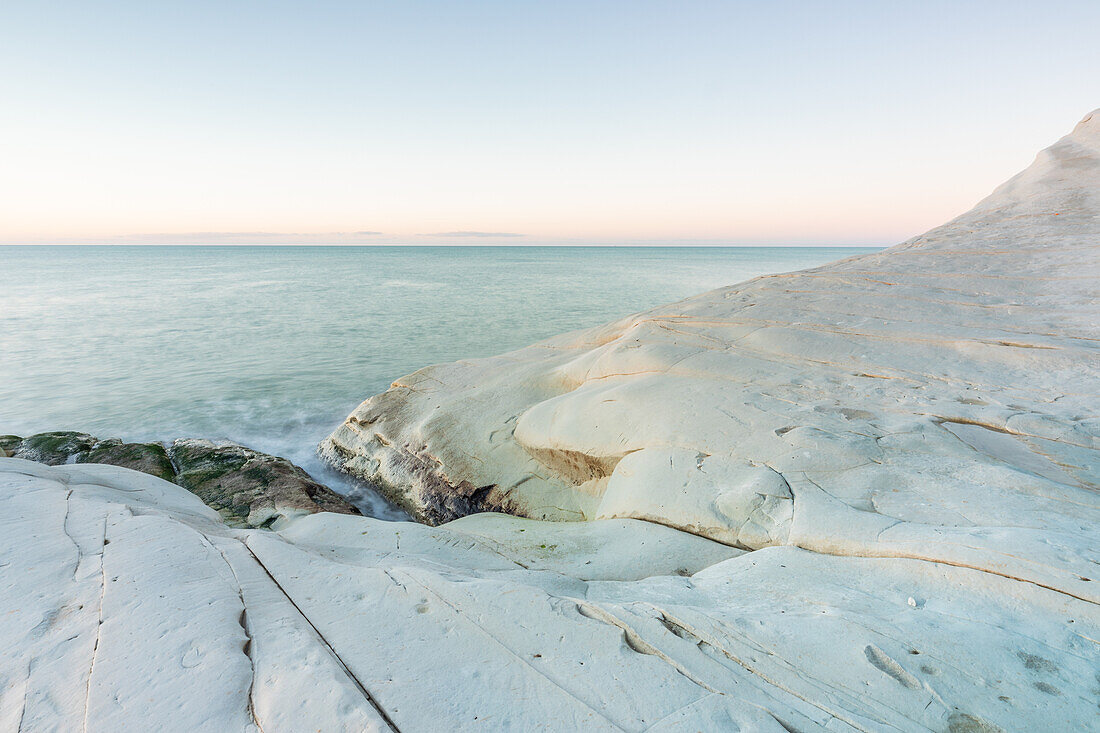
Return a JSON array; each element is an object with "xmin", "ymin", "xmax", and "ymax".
[{"xmin": 0, "ymin": 245, "xmax": 879, "ymax": 516}]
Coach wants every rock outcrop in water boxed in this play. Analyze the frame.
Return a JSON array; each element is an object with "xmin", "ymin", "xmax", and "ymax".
[
  {"xmin": 5, "ymin": 431, "xmax": 360, "ymax": 528},
  {"xmin": 168, "ymin": 438, "xmax": 361, "ymax": 528},
  {"xmin": 11, "ymin": 431, "xmax": 104, "ymax": 465},
  {"xmin": 0, "ymin": 435, "xmax": 23, "ymax": 456},
  {"xmin": 3, "ymin": 111, "xmax": 1099, "ymax": 731}
]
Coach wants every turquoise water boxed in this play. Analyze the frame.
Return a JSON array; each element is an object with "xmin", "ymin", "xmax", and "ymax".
[{"xmin": 0, "ymin": 245, "xmax": 877, "ymax": 514}]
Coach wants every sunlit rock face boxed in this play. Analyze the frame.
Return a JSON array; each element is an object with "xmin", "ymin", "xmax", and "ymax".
[
  {"xmin": 5, "ymin": 112, "xmax": 1098, "ymax": 733},
  {"xmin": 323, "ymin": 111, "xmax": 1099, "ymax": 589},
  {"xmin": 313, "ymin": 113, "xmax": 1100, "ymax": 730}
]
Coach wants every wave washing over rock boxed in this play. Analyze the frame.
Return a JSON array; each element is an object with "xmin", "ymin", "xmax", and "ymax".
[{"xmin": 3, "ymin": 111, "xmax": 1098, "ymax": 731}]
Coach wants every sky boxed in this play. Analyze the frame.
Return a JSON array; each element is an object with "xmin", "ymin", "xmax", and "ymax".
[{"xmin": 1, "ymin": 1, "xmax": 1098, "ymax": 246}]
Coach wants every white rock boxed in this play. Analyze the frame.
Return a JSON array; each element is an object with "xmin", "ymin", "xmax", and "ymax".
[
  {"xmin": 0, "ymin": 459, "xmax": 392, "ymax": 733},
  {"xmin": 596, "ymin": 448, "xmax": 793, "ymax": 549},
  {"xmin": 442, "ymin": 511, "xmax": 745, "ymax": 580},
  {"xmin": 6, "ymin": 110, "xmax": 1100, "ymax": 731},
  {"xmin": 2, "ymin": 457, "xmax": 1096, "ymax": 730},
  {"xmin": 323, "ymin": 110, "xmax": 1100, "ymax": 608}
]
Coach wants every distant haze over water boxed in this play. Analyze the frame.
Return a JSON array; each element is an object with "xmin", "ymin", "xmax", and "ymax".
[{"xmin": 0, "ymin": 245, "xmax": 878, "ymax": 514}]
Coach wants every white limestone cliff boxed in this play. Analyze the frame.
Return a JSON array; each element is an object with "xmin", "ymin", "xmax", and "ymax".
[
  {"xmin": 322, "ymin": 111, "xmax": 1099, "ymax": 601},
  {"xmin": 4, "ymin": 110, "xmax": 1099, "ymax": 732}
]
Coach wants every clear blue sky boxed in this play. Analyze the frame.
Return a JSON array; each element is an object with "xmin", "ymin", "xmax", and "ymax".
[{"xmin": 2, "ymin": 1, "xmax": 1097, "ymax": 245}]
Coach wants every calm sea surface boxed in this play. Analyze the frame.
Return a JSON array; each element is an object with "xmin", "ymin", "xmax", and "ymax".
[{"xmin": 0, "ymin": 245, "xmax": 878, "ymax": 515}]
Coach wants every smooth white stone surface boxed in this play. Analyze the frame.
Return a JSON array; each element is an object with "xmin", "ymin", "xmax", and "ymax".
[
  {"xmin": 322, "ymin": 112, "xmax": 1100, "ymax": 603},
  {"xmin": 5, "ymin": 111, "xmax": 1100, "ymax": 731},
  {"xmin": 2, "ymin": 456, "xmax": 1096, "ymax": 731},
  {"xmin": 325, "ymin": 112, "xmax": 1099, "ymax": 559}
]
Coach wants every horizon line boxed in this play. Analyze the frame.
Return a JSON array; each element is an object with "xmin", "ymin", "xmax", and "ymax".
[{"xmin": 0, "ymin": 242, "xmax": 888, "ymax": 248}]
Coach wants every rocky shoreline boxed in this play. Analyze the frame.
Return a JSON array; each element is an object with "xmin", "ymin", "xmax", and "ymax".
[
  {"xmin": 2, "ymin": 111, "xmax": 1097, "ymax": 731},
  {"xmin": 2, "ymin": 431, "xmax": 359, "ymax": 528}
]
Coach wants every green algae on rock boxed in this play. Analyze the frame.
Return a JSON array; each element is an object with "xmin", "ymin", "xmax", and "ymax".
[
  {"xmin": 0, "ymin": 435, "xmax": 22, "ymax": 456},
  {"xmin": 8, "ymin": 431, "xmax": 360, "ymax": 529},
  {"xmin": 168, "ymin": 438, "xmax": 360, "ymax": 528},
  {"xmin": 14, "ymin": 431, "xmax": 99, "ymax": 465},
  {"xmin": 81, "ymin": 439, "xmax": 176, "ymax": 481},
  {"xmin": 13, "ymin": 431, "xmax": 173, "ymax": 479}
]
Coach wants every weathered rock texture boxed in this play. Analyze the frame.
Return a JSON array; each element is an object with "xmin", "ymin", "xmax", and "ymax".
[
  {"xmin": 323, "ymin": 111, "xmax": 1100, "ymax": 578},
  {"xmin": 0, "ymin": 435, "xmax": 19, "ymax": 457},
  {"xmin": 168, "ymin": 438, "xmax": 360, "ymax": 528},
  {"xmin": 12, "ymin": 431, "xmax": 101, "ymax": 465},
  {"xmin": 7, "ymin": 432, "xmax": 359, "ymax": 528},
  {"xmin": 2, "ymin": 456, "xmax": 1096, "ymax": 731},
  {"xmin": 4, "ymin": 111, "xmax": 1099, "ymax": 731},
  {"xmin": 312, "ymin": 110, "xmax": 1098, "ymax": 727}
]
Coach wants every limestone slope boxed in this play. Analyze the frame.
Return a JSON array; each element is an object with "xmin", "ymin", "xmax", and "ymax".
[
  {"xmin": 4, "ymin": 457, "xmax": 1096, "ymax": 731},
  {"xmin": 322, "ymin": 111, "xmax": 1100, "ymax": 602},
  {"xmin": 11, "ymin": 113, "xmax": 1097, "ymax": 732}
]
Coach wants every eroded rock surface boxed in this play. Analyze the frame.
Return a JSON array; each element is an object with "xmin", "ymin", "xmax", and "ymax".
[
  {"xmin": 86, "ymin": 438, "xmax": 176, "ymax": 480},
  {"xmin": 12, "ymin": 430, "xmax": 175, "ymax": 479},
  {"xmin": 2, "ymin": 457, "xmax": 1095, "ymax": 731},
  {"xmin": 322, "ymin": 112, "xmax": 1100, "ymax": 595},
  {"xmin": 6, "ymin": 111, "xmax": 1100, "ymax": 731},
  {"xmin": 0, "ymin": 435, "xmax": 20, "ymax": 457},
  {"xmin": 12, "ymin": 430, "xmax": 100, "ymax": 464},
  {"xmin": 6, "ymin": 432, "xmax": 359, "ymax": 528},
  {"xmin": 309, "ymin": 111, "xmax": 1100, "ymax": 728},
  {"xmin": 169, "ymin": 438, "xmax": 360, "ymax": 528}
]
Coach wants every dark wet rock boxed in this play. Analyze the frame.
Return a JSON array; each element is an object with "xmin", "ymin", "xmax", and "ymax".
[
  {"xmin": 12, "ymin": 431, "xmax": 175, "ymax": 479},
  {"xmin": 3, "ymin": 431, "xmax": 359, "ymax": 530},
  {"xmin": 321, "ymin": 438, "xmax": 511, "ymax": 526},
  {"xmin": 0, "ymin": 436, "xmax": 20, "ymax": 457},
  {"xmin": 169, "ymin": 438, "xmax": 360, "ymax": 528},
  {"xmin": 79, "ymin": 439, "xmax": 176, "ymax": 481},
  {"xmin": 14, "ymin": 431, "xmax": 99, "ymax": 465}
]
